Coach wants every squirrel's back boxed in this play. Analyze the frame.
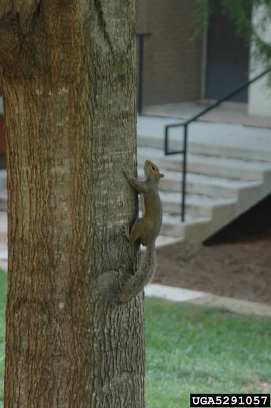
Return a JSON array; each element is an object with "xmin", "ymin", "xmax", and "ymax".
[{"xmin": 143, "ymin": 190, "xmax": 162, "ymax": 243}]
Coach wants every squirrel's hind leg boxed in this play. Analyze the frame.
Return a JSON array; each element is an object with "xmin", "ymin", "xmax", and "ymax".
[
  {"xmin": 129, "ymin": 219, "xmax": 145, "ymax": 243},
  {"xmin": 121, "ymin": 221, "xmax": 142, "ymax": 244}
]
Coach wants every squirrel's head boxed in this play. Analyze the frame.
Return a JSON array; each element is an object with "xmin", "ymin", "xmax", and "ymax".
[{"xmin": 144, "ymin": 160, "xmax": 164, "ymax": 181}]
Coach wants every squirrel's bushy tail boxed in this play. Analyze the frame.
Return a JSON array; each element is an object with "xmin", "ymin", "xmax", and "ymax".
[
  {"xmin": 96, "ymin": 243, "xmax": 156, "ymax": 304},
  {"xmin": 119, "ymin": 242, "xmax": 156, "ymax": 303}
]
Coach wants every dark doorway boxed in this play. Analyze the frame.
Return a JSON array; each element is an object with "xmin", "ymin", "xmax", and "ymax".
[{"xmin": 205, "ymin": 1, "xmax": 251, "ymax": 102}]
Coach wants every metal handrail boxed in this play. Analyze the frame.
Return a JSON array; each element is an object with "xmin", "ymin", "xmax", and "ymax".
[{"xmin": 164, "ymin": 67, "xmax": 271, "ymax": 222}]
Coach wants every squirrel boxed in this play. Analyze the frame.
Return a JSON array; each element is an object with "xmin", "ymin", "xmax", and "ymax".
[{"xmin": 96, "ymin": 160, "xmax": 164, "ymax": 304}]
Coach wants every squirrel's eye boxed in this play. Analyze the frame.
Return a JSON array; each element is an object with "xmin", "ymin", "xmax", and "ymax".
[{"xmin": 152, "ymin": 166, "xmax": 155, "ymax": 170}]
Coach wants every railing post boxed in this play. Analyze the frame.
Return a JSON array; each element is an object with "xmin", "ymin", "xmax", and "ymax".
[
  {"xmin": 164, "ymin": 125, "xmax": 169, "ymax": 155},
  {"xmin": 181, "ymin": 124, "xmax": 188, "ymax": 222}
]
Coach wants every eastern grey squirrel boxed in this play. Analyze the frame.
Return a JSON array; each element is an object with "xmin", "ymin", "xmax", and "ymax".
[{"xmin": 97, "ymin": 160, "xmax": 164, "ymax": 304}]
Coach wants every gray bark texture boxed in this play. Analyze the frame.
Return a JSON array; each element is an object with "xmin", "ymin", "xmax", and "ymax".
[{"xmin": 0, "ymin": 1, "xmax": 144, "ymax": 407}]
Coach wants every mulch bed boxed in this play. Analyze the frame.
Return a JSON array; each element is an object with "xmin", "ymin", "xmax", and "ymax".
[{"xmin": 155, "ymin": 195, "xmax": 271, "ymax": 305}]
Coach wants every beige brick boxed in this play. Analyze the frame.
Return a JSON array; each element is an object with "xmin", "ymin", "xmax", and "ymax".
[{"xmin": 136, "ymin": 0, "xmax": 202, "ymax": 106}]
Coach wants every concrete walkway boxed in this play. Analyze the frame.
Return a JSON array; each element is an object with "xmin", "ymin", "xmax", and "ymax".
[{"xmin": 145, "ymin": 283, "xmax": 271, "ymax": 318}]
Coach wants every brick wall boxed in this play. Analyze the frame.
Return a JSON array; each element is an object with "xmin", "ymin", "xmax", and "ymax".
[{"xmin": 136, "ymin": 0, "xmax": 203, "ymax": 106}]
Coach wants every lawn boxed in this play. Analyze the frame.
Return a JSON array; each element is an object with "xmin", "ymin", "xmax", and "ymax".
[
  {"xmin": 145, "ymin": 299, "xmax": 271, "ymax": 408},
  {"xmin": 0, "ymin": 271, "xmax": 6, "ymax": 405},
  {"xmin": 0, "ymin": 272, "xmax": 270, "ymax": 407}
]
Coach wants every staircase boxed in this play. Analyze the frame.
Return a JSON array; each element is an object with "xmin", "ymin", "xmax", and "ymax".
[
  {"xmin": 0, "ymin": 117, "xmax": 271, "ymax": 251},
  {"xmin": 138, "ymin": 116, "xmax": 271, "ymax": 244}
]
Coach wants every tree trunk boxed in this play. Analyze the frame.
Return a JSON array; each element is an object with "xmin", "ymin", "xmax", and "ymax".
[{"xmin": 0, "ymin": 1, "xmax": 143, "ymax": 407}]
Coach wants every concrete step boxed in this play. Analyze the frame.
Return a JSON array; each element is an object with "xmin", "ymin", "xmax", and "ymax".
[
  {"xmin": 137, "ymin": 115, "xmax": 271, "ymax": 242},
  {"xmin": 155, "ymin": 235, "xmax": 181, "ymax": 248},
  {"xmin": 161, "ymin": 214, "xmax": 185, "ymax": 238},
  {"xmin": 138, "ymin": 133, "xmax": 271, "ymax": 163},
  {"xmin": 0, "ymin": 170, "xmax": 7, "ymax": 211},
  {"xmin": 160, "ymin": 192, "xmax": 236, "ymax": 218},
  {"xmin": 0, "ymin": 211, "xmax": 8, "ymax": 236},
  {"xmin": 137, "ymin": 116, "xmax": 271, "ymax": 162},
  {"xmin": 138, "ymin": 147, "xmax": 271, "ymax": 181},
  {"xmin": 0, "ymin": 191, "xmax": 7, "ymax": 211},
  {"xmin": 0, "ymin": 211, "xmax": 7, "ymax": 270},
  {"xmin": 161, "ymin": 213, "xmax": 211, "ymax": 241},
  {"xmin": 138, "ymin": 167, "xmax": 260, "ymax": 199},
  {"xmin": 137, "ymin": 140, "xmax": 271, "ymax": 242},
  {"xmin": 0, "ymin": 170, "xmax": 6, "ymax": 190}
]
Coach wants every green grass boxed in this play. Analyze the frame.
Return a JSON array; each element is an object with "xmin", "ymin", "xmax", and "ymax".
[
  {"xmin": 145, "ymin": 299, "xmax": 271, "ymax": 408},
  {"xmin": 0, "ymin": 271, "xmax": 6, "ymax": 405},
  {"xmin": 0, "ymin": 273, "xmax": 270, "ymax": 407}
]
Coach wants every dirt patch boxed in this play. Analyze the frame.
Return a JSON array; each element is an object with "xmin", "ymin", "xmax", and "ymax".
[
  {"xmin": 155, "ymin": 193, "xmax": 271, "ymax": 305},
  {"xmin": 155, "ymin": 232, "xmax": 271, "ymax": 305},
  {"xmin": 155, "ymin": 237, "xmax": 271, "ymax": 305}
]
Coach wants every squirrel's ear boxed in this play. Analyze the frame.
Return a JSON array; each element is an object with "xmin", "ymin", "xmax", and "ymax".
[{"xmin": 159, "ymin": 173, "xmax": 165, "ymax": 178}]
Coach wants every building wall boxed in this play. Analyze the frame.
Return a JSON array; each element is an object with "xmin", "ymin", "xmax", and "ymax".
[
  {"xmin": 136, "ymin": 0, "xmax": 202, "ymax": 106},
  {"xmin": 249, "ymin": 6, "xmax": 271, "ymax": 118}
]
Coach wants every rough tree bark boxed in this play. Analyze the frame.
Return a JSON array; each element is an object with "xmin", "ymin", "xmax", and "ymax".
[{"xmin": 0, "ymin": 1, "xmax": 144, "ymax": 407}]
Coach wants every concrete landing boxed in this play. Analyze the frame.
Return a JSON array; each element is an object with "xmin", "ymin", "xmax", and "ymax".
[{"xmin": 143, "ymin": 101, "xmax": 271, "ymax": 129}]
